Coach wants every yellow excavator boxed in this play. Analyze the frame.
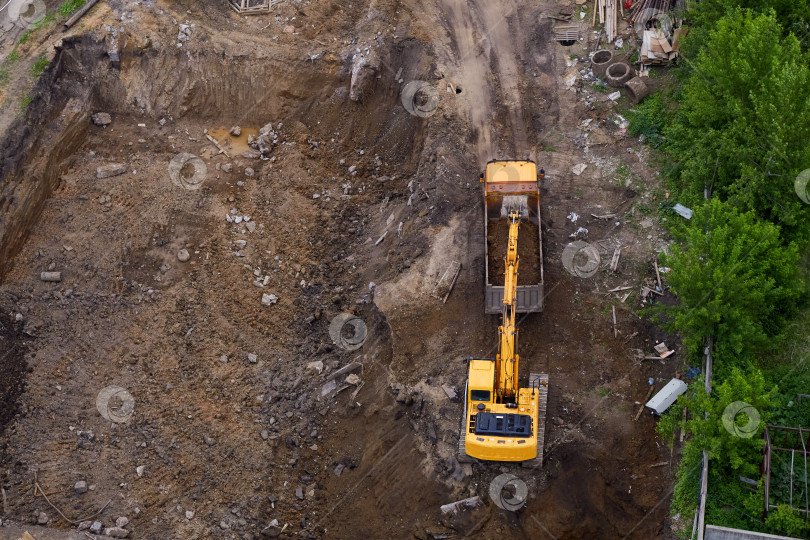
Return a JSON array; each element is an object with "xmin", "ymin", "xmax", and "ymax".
[{"xmin": 459, "ymin": 160, "xmax": 548, "ymax": 466}]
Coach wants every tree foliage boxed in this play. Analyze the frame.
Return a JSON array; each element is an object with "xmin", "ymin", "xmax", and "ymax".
[
  {"xmin": 659, "ymin": 369, "xmax": 775, "ymax": 476},
  {"xmin": 655, "ymin": 199, "xmax": 802, "ymax": 366},
  {"xmin": 666, "ymin": 10, "xmax": 810, "ymax": 241}
]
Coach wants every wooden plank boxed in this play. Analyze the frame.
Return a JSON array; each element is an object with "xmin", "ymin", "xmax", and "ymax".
[
  {"xmin": 634, "ymin": 385, "xmax": 655, "ymax": 421},
  {"xmin": 442, "ymin": 262, "xmax": 462, "ymax": 303},
  {"xmin": 654, "ymin": 261, "xmax": 663, "ymax": 294},
  {"xmin": 433, "ymin": 261, "xmax": 462, "ymax": 302},
  {"xmin": 612, "ymin": 305, "xmax": 618, "ymax": 337},
  {"xmin": 205, "ymin": 134, "xmax": 230, "ymax": 158},
  {"xmin": 610, "ymin": 248, "xmax": 621, "ymax": 272},
  {"xmin": 608, "ymin": 285, "xmax": 631, "ymax": 292},
  {"xmin": 697, "ymin": 449, "xmax": 708, "ymax": 540},
  {"xmin": 656, "ymin": 30, "xmax": 673, "ymax": 53}
]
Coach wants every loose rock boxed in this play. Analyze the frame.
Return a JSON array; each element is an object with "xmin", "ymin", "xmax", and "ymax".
[
  {"xmin": 97, "ymin": 163, "xmax": 128, "ymax": 179},
  {"xmin": 105, "ymin": 526, "xmax": 129, "ymax": 538},
  {"xmin": 92, "ymin": 112, "xmax": 112, "ymax": 126},
  {"xmin": 74, "ymin": 480, "xmax": 88, "ymax": 494},
  {"xmin": 37, "ymin": 512, "xmax": 48, "ymax": 525},
  {"xmin": 177, "ymin": 249, "xmax": 190, "ymax": 262},
  {"xmin": 116, "ymin": 517, "xmax": 129, "ymax": 528},
  {"xmin": 90, "ymin": 522, "xmax": 103, "ymax": 534},
  {"xmin": 305, "ymin": 361, "xmax": 324, "ymax": 375},
  {"xmin": 230, "ymin": 126, "xmax": 241, "ymax": 136},
  {"xmin": 261, "ymin": 293, "xmax": 278, "ymax": 306}
]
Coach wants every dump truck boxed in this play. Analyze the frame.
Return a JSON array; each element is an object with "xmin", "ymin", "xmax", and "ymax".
[
  {"xmin": 458, "ymin": 160, "xmax": 549, "ymax": 467},
  {"xmin": 482, "ymin": 160, "xmax": 544, "ymax": 314}
]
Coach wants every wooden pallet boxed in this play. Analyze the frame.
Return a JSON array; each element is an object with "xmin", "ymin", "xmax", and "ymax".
[
  {"xmin": 522, "ymin": 373, "xmax": 549, "ymax": 468},
  {"xmin": 554, "ymin": 25, "xmax": 579, "ymax": 42},
  {"xmin": 228, "ymin": 0, "xmax": 283, "ymax": 14}
]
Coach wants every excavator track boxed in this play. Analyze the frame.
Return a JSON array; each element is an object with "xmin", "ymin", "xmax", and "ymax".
[
  {"xmin": 521, "ymin": 372, "xmax": 549, "ymax": 469},
  {"xmin": 458, "ymin": 382, "xmax": 476, "ymax": 463}
]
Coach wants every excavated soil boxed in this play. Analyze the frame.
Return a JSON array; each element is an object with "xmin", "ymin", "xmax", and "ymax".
[
  {"xmin": 0, "ymin": 0, "xmax": 683, "ymax": 538},
  {"xmin": 486, "ymin": 219, "xmax": 542, "ymax": 286}
]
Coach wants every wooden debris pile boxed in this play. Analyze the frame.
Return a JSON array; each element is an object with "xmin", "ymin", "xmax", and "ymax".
[
  {"xmin": 640, "ymin": 27, "xmax": 687, "ymax": 65},
  {"xmin": 594, "ymin": 0, "xmax": 619, "ymax": 43}
]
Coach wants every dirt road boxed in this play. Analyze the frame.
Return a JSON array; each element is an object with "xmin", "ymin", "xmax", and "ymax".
[{"xmin": 0, "ymin": 0, "xmax": 679, "ymax": 538}]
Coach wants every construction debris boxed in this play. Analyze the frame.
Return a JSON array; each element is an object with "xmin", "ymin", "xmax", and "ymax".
[
  {"xmin": 610, "ymin": 248, "xmax": 621, "ymax": 272},
  {"xmin": 641, "ymin": 29, "xmax": 677, "ymax": 65},
  {"xmin": 432, "ymin": 261, "xmax": 461, "ymax": 303},
  {"xmin": 440, "ymin": 496, "xmax": 482, "ymax": 515},
  {"xmin": 672, "ymin": 203, "xmax": 693, "ymax": 219}
]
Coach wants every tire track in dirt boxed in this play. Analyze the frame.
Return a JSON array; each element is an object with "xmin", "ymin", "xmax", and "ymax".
[
  {"xmin": 441, "ymin": 0, "xmax": 496, "ymax": 162},
  {"xmin": 441, "ymin": 0, "xmax": 528, "ymax": 161},
  {"xmin": 477, "ymin": 0, "xmax": 529, "ymax": 156}
]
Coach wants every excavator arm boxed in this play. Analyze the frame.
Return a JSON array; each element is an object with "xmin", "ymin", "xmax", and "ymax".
[{"xmin": 496, "ymin": 212, "xmax": 521, "ymax": 401}]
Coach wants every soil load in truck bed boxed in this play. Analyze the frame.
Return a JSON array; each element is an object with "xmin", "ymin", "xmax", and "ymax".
[{"xmin": 487, "ymin": 219, "xmax": 541, "ymax": 286}]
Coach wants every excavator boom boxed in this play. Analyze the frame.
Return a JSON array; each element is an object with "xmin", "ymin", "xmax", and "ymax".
[{"xmin": 496, "ymin": 213, "xmax": 521, "ymax": 401}]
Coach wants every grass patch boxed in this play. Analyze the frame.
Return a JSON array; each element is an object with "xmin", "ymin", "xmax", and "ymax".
[
  {"xmin": 58, "ymin": 0, "xmax": 86, "ymax": 18},
  {"xmin": 6, "ymin": 50, "xmax": 21, "ymax": 64},
  {"xmin": 20, "ymin": 95, "xmax": 32, "ymax": 112},
  {"xmin": 17, "ymin": 31, "xmax": 32, "ymax": 45},
  {"xmin": 626, "ymin": 92, "xmax": 669, "ymax": 148},
  {"xmin": 591, "ymin": 81, "xmax": 610, "ymax": 93},
  {"xmin": 32, "ymin": 12, "xmax": 55, "ymax": 30},
  {"xmin": 544, "ymin": 146, "xmax": 556, "ymax": 152},
  {"xmin": 31, "ymin": 55, "xmax": 48, "ymax": 76},
  {"xmin": 0, "ymin": 70, "xmax": 9, "ymax": 86},
  {"xmin": 573, "ymin": 187, "xmax": 583, "ymax": 197}
]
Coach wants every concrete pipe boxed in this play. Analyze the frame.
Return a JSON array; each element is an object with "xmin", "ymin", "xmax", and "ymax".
[
  {"xmin": 606, "ymin": 62, "xmax": 635, "ymax": 88},
  {"xmin": 624, "ymin": 77, "xmax": 651, "ymax": 104},
  {"xmin": 591, "ymin": 49, "xmax": 615, "ymax": 79}
]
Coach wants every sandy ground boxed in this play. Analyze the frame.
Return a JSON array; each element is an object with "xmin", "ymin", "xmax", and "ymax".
[{"xmin": 0, "ymin": 0, "xmax": 684, "ymax": 538}]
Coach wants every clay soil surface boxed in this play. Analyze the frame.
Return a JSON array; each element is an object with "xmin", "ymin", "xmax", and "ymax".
[{"xmin": 0, "ymin": 0, "xmax": 683, "ymax": 538}]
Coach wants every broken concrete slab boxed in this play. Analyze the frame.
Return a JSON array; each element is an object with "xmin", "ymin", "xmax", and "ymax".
[
  {"xmin": 440, "ymin": 495, "xmax": 481, "ymax": 514},
  {"xmin": 96, "ymin": 163, "xmax": 128, "ymax": 178}
]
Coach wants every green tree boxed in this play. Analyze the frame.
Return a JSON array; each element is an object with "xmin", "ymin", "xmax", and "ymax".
[
  {"xmin": 687, "ymin": 0, "xmax": 810, "ymax": 44},
  {"xmin": 666, "ymin": 10, "xmax": 810, "ymax": 241},
  {"xmin": 658, "ymin": 369, "xmax": 776, "ymax": 524},
  {"xmin": 655, "ymin": 199, "xmax": 802, "ymax": 365},
  {"xmin": 765, "ymin": 504, "xmax": 810, "ymax": 537},
  {"xmin": 660, "ymin": 369, "xmax": 775, "ymax": 474}
]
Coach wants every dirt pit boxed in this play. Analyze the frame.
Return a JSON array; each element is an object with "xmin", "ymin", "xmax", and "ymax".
[
  {"xmin": 0, "ymin": 0, "xmax": 681, "ymax": 538},
  {"xmin": 487, "ymin": 219, "xmax": 542, "ymax": 286}
]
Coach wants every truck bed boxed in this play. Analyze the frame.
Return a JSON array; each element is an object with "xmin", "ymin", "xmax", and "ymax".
[{"xmin": 484, "ymin": 194, "xmax": 544, "ymax": 314}]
